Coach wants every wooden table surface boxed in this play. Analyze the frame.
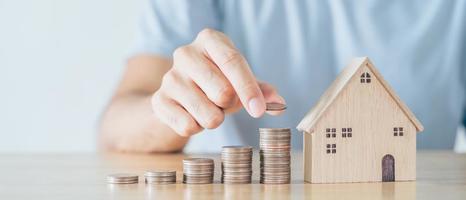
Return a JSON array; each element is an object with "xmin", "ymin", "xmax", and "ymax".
[{"xmin": 0, "ymin": 151, "xmax": 465, "ymax": 200}]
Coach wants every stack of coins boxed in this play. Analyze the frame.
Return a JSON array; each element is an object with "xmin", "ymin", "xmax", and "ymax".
[
  {"xmin": 107, "ymin": 173, "xmax": 139, "ymax": 184},
  {"xmin": 259, "ymin": 128, "xmax": 291, "ymax": 184},
  {"xmin": 183, "ymin": 158, "xmax": 214, "ymax": 184},
  {"xmin": 221, "ymin": 146, "xmax": 253, "ymax": 184},
  {"xmin": 144, "ymin": 170, "xmax": 176, "ymax": 184}
]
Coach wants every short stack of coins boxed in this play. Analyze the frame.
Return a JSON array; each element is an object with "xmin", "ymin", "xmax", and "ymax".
[
  {"xmin": 106, "ymin": 173, "xmax": 139, "ymax": 184},
  {"xmin": 183, "ymin": 158, "xmax": 214, "ymax": 184},
  {"xmin": 221, "ymin": 146, "xmax": 253, "ymax": 184},
  {"xmin": 259, "ymin": 128, "xmax": 291, "ymax": 184},
  {"xmin": 144, "ymin": 170, "xmax": 176, "ymax": 184}
]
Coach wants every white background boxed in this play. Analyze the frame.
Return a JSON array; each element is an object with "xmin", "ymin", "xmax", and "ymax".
[{"xmin": 0, "ymin": 0, "xmax": 465, "ymax": 153}]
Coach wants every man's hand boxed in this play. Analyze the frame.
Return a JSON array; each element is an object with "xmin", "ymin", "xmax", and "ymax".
[{"xmin": 151, "ymin": 29, "xmax": 285, "ymax": 137}]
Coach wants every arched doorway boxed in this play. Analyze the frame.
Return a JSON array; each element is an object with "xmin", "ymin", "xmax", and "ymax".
[{"xmin": 382, "ymin": 154, "xmax": 395, "ymax": 182}]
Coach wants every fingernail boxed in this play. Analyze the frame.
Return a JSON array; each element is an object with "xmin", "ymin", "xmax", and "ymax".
[{"xmin": 248, "ymin": 97, "xmax": 265, "ymax": 118}]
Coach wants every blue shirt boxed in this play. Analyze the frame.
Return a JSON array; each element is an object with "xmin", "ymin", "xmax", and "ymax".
[{"xmin": 132, "ymin": 0, "xmax": 466, "ymax": 152}]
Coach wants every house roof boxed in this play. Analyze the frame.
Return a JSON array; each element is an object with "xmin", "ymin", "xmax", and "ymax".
[{"xmin": 296, "ymin": 57, "xmax": 424, "ymax": 134}]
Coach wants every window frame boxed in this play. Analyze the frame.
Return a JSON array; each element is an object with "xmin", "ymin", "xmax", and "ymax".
[
  {"xmin": 326, "ymin": 128, "xmax": 337, "ymax": 138},
  {"xmin": 326, "ymin": 143, "xmax": 337, "ymax": 154},
  {"xmin": 342, "ymin": 127, "xmax": 352, "ymax": 138},
  {"xmin": 360, "ymin": 72, "xmax": 371, "ymax": 83},
  {"xmin": 394, "ymin": 127, "xmax": 404, "ymax": 136}
]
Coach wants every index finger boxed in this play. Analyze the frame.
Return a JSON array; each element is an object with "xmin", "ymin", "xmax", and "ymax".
[{"xmin": 194, "ymin": 29, "xmax": 265, "ymax": 118}]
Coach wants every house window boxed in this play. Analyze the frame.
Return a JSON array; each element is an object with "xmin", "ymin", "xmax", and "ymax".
[
  {"xmin": 394, "ymin": 127, "xmax": 404, "ymax": 136},
  {"xmin": 326, "ymin": 128, "xmax": 337, "ymax": 138},
  {"xmin": 360, "ymin": 72, "xmax": 371, "ymax": 83},
  {"xmin": 326, "ymin": 144, "xmax": 337, "ymax": 154},
  {"xmin": 342, "ymin": 128, "xmax": 352, "ymax": 138}
]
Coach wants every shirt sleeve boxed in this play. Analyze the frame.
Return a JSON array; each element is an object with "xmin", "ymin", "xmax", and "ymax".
[{"xmin": 130, "ymin": 0, "xmax": 222, "ymax": 57}]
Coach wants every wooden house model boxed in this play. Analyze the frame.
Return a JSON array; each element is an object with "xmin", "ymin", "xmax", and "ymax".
[{"xmin": 296, "ymin": 57, "xmax": 424, "ymax": 183}]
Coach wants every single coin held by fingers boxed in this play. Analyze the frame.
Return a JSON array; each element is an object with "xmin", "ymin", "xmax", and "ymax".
[{"xmin": 266, "ymin": 103, "xmax": 287, "ymax": 111}]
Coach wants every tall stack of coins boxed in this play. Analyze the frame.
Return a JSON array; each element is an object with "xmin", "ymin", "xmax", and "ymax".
[
  {"xmin": 221, "ymin": 146, "xmax": 253, "ymax": 184},
  {"xmin": 144, "ymin": 170, "xmax": 176, "ymax": 184},
  {"xmin": 183, "ymin": 158, "xmax": 214, "ymax": 184},
  {"xmin": 259, "ymin": 128, "xmax": 291, "ymax": 184}
]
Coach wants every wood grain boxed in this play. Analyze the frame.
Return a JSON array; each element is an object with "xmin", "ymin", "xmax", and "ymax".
[
  {"xmin": 298, "ymin": 57, "xmax": 422, "ymax": 183},
  {"xmin": 0, "ymin": 151, "xmax": 465, "ymax": 199},
  {"xmin": 297, "ymin": 57, "xmax": 423, "ymax": 134}
]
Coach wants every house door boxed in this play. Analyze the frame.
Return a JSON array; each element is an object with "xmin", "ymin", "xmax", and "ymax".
[{"xmin": 382, "ymin": 154, "xmax": 395, "ymax": 182}]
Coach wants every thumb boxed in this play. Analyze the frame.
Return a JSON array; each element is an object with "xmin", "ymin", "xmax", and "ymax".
[{"xmin": 258, "ymin": 81, "xmax": 286, "ymax": 116}]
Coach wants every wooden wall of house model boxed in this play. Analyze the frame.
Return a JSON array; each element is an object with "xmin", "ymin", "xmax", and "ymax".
[{"xmin": 297, "ymin": 57, "xmax": 424, "ymax": 184}]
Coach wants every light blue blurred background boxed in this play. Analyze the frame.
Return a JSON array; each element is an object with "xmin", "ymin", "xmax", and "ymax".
[
  {"xmin": 0, "ymin": 0, "xmax": 143, "ymax": 152},
  {"xmin": 0, "ymin": 0, "xmax": 465, "ymax": 153}
]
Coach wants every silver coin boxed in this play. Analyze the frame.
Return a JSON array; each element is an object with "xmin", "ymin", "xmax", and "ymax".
[
  {"xmin": 222, "ymin": 176, "xmax": 251, "ymax": 180},
  {"xmin": 260, "ymin": 134, "xmax": 291, "ymax": 138},
  {"xmin": 260, "ymin": 156, "xmax": 290, "ymax": 160},
  {"xmin": 260, "ymin": 140, "xmax": 290, "ymax": 143},
  {"xmin": 183, "ymin": 177, "xmax": 214, "ymax": 181},
  {"xmin": 222, "ymin": 166, "xmax": 252, "ymax": 169},
  {"xmin": 265, "ymin": 103, "xmax": 287, "ymax": 111},
  {"xmin": 221, "ymin": 152, "xmax": 253, "ymax": 156},
  {"xmin": 183, "ymin": 180, "xmax": 213, "ymax": 184},
  {"xmin": 222, "ymin": 181, "xmax": 251, "ymax": 184},
  {"xmin": 260, "ymin": 171, "xmax": 291, "ymax": 175},
  {"xmin": 260, "ymin": 160, "xmax": 291, "ymax": 163},
  {"xmin": 259, "ymin": 127, "xmax": 291, "ymax": 132},
  {"xmin": 222, "ymin": 146, "xmax": 253, "ymax": 152},
  {"xmin": 183, "ymin": 176, "xmax": 214, "ymax": 180},
  {"xmin": 259, "ymin": 144, "xmax": 290, "ymax": 148},
  {"xmin": 183, "ymin": 158, "xmax": 214, "ymax": 165},
  {"xmin": 183, "ymin": 167, "xmax": 214, "ymax": 172},
  {"xmin": 145, "ymin": 177, "xmax": 176, "ymax": 180},
  {"xmin": 183, "ymin": 172, "xmax": 214, "ymax": 176},
  {"xmin": 183, "ymin": 164, "xmax": 214, "ymax": 168},
  {"xmin": 222, "ymin": 176, "xmax": 252, "ymax": 180},
  {"xmin": 260, "ymin": 140, "xmax": 290, "ymax": 144},
  {"xmin": 260, "ymin": 155, "xmax": 290, "ymax": 159},
  {"xmin": 221, "ymin": 163, "xmax": 252, "ymax": 168},
  {"xmin": 260, "ymin": 165, "xmax": 290, "ymax": 169},
  {"xmin": 260, "ymin": 132, "xmax": 291, "ymax": 136},
  {"xmin": 222, "ymin": 168, "xmax": 252, "ymax": 172},
  {"xmin": 221, "ymin": 154, "xmax": 253, "ymax": 158},
  {"xmin": 260, "ymin": 152, "xmax": 290, "ymax": 156},
  {"xmin": 260, "ymin": 180, "xmax": 290, "ymax": 184},
  {"xmin": 107, "ymin": 173, "xmax": 139, "ymax": 184},
  {"xmin": 183, "ymin": 166, "xmax": 215, "ymax": 170},
  {"xmin": 221, "ymin": 156, "xmax": 252, "ymax": 161},
  {"xmin": 221, "ymin": 161, "xmax": 252, "ymax": 165},
  {"xmin": 260, "ymin": 149, "xmax": 291, "ymax": 153},
  {"xmin": 261, "ymin": 176, "xmax": 291, "ymax": 179},
  {"xmin": 222, "ymin": 171, "xmax": 252, "ymax": 176},
  {"xmin": 145, "ymin": 177, "xmax": 176, "ymax": 183},
  {"xmin": 259, "ymin": 138, "xmax": 291, "ymax": 142},
  {"xmin": 145, "ymin": 181, "xmax": 176, "ymax": 185},
  {"xmin": 183, "ymin": 175, "xmax": 213, "ymax": 184},
  {"xmin": 260, "ymin": 147, "xmax": 291, "ymax": 150},
  {"xmin": 260, "ymin": 143, "xmax": 290, "ymax": 146},
  {"xmin": 144, "ymin": 170, "xmax": 176, "ymax": 177},
  {"xmin": 222, "ymin": 156, "xmax": 252, "ymax": 159}
]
